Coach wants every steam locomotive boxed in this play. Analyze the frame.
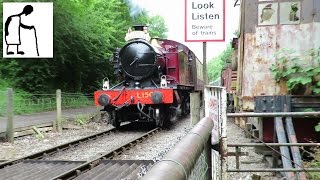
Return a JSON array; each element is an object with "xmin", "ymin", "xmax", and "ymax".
[{"xmin": 94, "ymin": 25, "xmax": 203, "ymax": 128}]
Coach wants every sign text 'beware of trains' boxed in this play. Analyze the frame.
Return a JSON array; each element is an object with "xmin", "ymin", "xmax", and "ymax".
[{"xmin": 185, "ymin": 0, "xmax": 225, "ymax": 42}]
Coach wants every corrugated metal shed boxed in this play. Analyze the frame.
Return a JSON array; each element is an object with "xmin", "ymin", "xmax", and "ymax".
[{"xmin": 238, "ymin": 0, "xmax": 320, "ymax": 110}]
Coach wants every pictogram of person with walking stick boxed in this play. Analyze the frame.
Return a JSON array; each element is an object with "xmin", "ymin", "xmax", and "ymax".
[{"xmin": 5, "ymin": 5, "xmax": 39, "ymax": 56}]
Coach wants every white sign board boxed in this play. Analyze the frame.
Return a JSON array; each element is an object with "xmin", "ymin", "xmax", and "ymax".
[
  {"xmin": 204, "ymin": 86, "xmax": 227, "ymax": 145},
  {"xmin": 185, "ymin": 0, "xmax": 225, "ymax": 42}
]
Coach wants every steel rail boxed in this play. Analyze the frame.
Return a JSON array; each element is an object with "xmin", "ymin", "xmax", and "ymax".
[
  {"xmin": 51, "ymin": 127, "xmax": 161, "ymax": 180},
  {"xmin": 0, "ymin": 127, "xmax": 117, "ymax": 169},
  {"xmin": 227, "ymin": 112, "xmax": 320, "ymax": 117},
  {"xmin": 228, "ymin": 143, "xmax": 320, "ymax": 147},
  {"xmin": 227, "ymin": 168, "xmax": 320, "ymax": 172}
]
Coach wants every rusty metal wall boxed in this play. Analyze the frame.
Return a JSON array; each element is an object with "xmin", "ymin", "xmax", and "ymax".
[
  {"xmin": 240, "ymin": 0, "xmax": 320, "ymax": 111},
  {"xmin": 316, "ymin": 0, "xmax": 320, "ymax": 21},
  {"xmin": 244, "ymin": 0, "xmax": 258, "ymax": 33},
  {"xmin": 244, "ymin": 0, "xmax": 319, "ymax": 33}
]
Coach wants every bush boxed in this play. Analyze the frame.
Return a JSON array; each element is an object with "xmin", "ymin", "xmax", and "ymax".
[{"xmin": 270, "ymin": 48, "xmax": 320, "ymax": 95}]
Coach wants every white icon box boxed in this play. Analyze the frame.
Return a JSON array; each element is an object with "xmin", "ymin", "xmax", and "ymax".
[{"xmin": 3, "ymin": 2, "xmax": 53, "ymax": 58}]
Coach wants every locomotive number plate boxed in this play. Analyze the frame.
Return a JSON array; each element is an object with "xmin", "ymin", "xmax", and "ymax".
[{"xmin": 136, "ymin": 92, "xmax": 152, "ymax": 98}]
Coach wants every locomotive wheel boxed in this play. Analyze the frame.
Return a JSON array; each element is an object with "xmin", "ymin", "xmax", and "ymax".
[
  {"xmin": 112, "ymin": 118, "xmax": 121, "ymax": 128},
  {"xmin": 155, "ymin": 106, "xmax": 168, "ymax": 127},
  {"xmin": 110, "ymin": 110, "xmax": 121, "ymax": 128}
]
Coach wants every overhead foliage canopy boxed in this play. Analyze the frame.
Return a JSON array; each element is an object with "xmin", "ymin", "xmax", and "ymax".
[
  {"xmin": 207, "ymin": 44, "xmax": 233, "ymax": 82},
  {"xmin": 0, "ymin": 0, "xmax": 168, "ymax": 93}
]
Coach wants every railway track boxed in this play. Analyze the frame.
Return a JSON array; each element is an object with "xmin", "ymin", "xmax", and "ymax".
[
  {"xmin": 53, "ymin": 127, "xmax": 160, "ymax": 179},
  {"xmin": 0, "ymin": 121, "xmax": 158, "ymax": 166},
  {"xmin": 0, "ymin": 126, "xmax": 160, "ymax": 180},
  {"xmin": 0, "ymin": 126, "xmax": 117, "ymax": 169}
]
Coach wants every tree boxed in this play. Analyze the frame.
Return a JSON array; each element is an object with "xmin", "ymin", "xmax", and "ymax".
[
  {"xmin": 147, "ymin": 15, "xmax": 168, "ymax": 38},
  {"xmin": 0, "ymin": 0, "xmax": 168, "ymax": 93},
  {"xmin": 207, "ymin": 44, "xmax": 233, "ymax": 82},
  {"xmin": 132, "ymin": 10, "xmax": 168, "ymax": 38}
]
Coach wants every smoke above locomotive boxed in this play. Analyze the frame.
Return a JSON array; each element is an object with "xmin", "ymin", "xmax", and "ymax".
[{"xmin": 94, "ymin": 24, "xmax": 203, "ymax": 128}]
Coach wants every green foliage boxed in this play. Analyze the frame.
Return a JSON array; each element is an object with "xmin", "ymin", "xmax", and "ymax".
[
  {"xmin": 131, "ymin": 10, "xmax": 168, "ymax": 38},
  {"xmin": 74, "ymin": 114, "xmax": 91, "ymax": 126},
  {"xmin": 0, "ymin": 79, "xmax": 38, "ymax": 116},
  {"xmin": 207, "ymin": 44, "xmax": 233, "ymax": 82},
  {"xmin": 303, "ymin": 108, "xmax": 315, "ymax": 112},
  {"xmin": 0, "ymin": 0, "xmax": 168, "ymax": 95},
  {"xmin": 149, "ymin": 16, "xmax": 168, "ymax": 38},
  {"xmin": 306, "ymin": 148, "xmax": 320, "ymax": 179},
  {"xmin": 61, "ymin": 94, "xmax": 93, "ymax": 109},
  {"xmin": 270, "ymin": 48, "xmax": 320, "ymax": 94},
  {"xmin": 0, "ymin": 79, "xmax": 93, "ymax": 116},
  {"xmin": 315, "ymin": 122, "xmax": 320, "ymax": 132}
]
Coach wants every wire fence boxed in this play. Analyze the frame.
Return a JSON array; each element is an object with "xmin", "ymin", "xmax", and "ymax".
[
  {"xmin": 61, "ymin": 92, "xmax": 94, "ymax": 109},
  {"xmin": 189, "ymin": 151, "xmax": 209, "ymax": 180},
  {"xmin": 0, "ymin": 89, "xmax": 94, "ymax": 116}
]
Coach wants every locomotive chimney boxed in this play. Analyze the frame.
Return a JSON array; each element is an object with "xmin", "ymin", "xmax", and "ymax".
[{"xmin": 133, "ymin": 24, "xmax": 148, "ymax": 31}]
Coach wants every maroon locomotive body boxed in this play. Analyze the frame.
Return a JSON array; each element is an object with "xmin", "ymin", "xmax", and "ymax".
[{"xmin": 94, "ymin": 25, "xmax": 203, "ymax": 128}]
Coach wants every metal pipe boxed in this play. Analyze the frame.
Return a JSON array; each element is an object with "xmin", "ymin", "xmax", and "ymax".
[
  {"xmin": 227, "ymin": 112, "xmax": 320, "ymax": 117},
  {"xmin": 228, "ymin": 143, "xmax": 320, "ymax": 147},
  {"xmin": 285, "ymin": 117, "xmax": 307, "ymax": 180},
  {"xmin": 142, "ymin": 117, "xmax": 214, "ymax": 180},
  {"xmin": 227, "ymin": 168, "xmax": 320, "ymax": 172},
  {"xmin": 275, "ymin": 117, "xmax": 295, "ymax": 179}
]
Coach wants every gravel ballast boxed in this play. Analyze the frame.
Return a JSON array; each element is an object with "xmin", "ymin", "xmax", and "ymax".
[{"xmin": 0, "ymin": 116, "xmax": 280, "ymax": 180}]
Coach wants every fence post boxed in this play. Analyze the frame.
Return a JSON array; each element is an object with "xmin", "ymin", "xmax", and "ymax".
[
  {"xmin": 204, "ymin": 135, "xmax": 212, "ymax": 180},
  {"xmin": 56, "ymin": 89, "xmax": 62, "ymax": 132},
  {"xmin": 220, "ymin": 87, "xmax": 228, "ymax": 180},
  {"xmin": 190, "ymin": 92, "xmax": 200, "ymax": 125},
  {"xmin": 6, "ymin": 88, "xmax": 14, "ymax": 143}
]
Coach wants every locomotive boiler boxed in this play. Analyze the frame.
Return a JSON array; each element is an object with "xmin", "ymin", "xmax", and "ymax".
[{"xmin": 94, "ymin": 25, "xmax": 203, "ymax": 128}]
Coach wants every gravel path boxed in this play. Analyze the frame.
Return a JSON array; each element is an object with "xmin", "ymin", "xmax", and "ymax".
[{"xmin": 227, "ymin": 118, "xmax": 279, "ymax": 180}]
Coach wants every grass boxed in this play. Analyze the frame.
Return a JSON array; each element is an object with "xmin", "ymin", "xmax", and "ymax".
[
  {"xmin": 0, "ymin": 90, "xmax": 94, "ymax": 116},
  {"xmin": 74, "ymin": 114, "xmax": 91, "ymax": 126}
]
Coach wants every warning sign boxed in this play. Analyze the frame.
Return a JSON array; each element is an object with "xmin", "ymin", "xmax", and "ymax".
[{"xmin": 185, "ymin": 0, "xmax": 225, "ymax": 42}]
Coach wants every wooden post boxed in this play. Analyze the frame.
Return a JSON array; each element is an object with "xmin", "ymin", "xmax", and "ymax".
[
  {"xmin": 203, "ymin": 42, "xmax": 208, "ymax": 85},
  {"xmin": 56, "ymin": 89, "xmax": 62, "ymax": 132},
  {"xmin": 190, "ymin": 92, "xmax": 200, "ymax": 125},
  {"xmin": 6, "ymin": 88, "xmax": 14, "ymax": 143}
]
